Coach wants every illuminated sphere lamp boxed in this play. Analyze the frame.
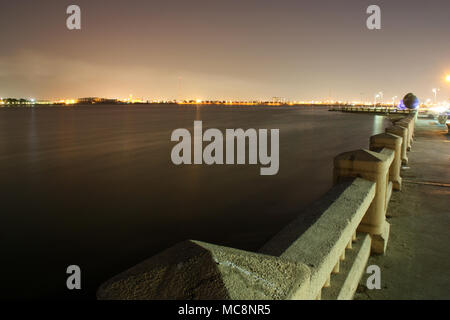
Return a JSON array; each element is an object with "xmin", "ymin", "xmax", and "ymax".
[{"xmin": 401, "ymin": 93, "xmax": 419, "ymax": 110}]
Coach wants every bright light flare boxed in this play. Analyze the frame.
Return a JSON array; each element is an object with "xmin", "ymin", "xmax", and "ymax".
[
  {"xmin": 430, "ymin": 101, "xmax": 449, "ymax": 113},
  {"xmin": 64, "ymin": 99, "xmax": 77, "ymax": 105},
  {"xmin": 430, "ymin": 105, "xmax": 448, "ymax": 113}
]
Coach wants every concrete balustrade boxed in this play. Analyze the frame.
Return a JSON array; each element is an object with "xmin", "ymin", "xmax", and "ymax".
[
  {"xmin": 98, "ymin": 114, "xmax": 415, "ymax": 300},
  {"xmin": 386, "ymin": 125, "xmax": 409, "ymax": 165},
  {"xmin": 333, "ymin": 149, "xmax": 393, "ymax": 254},
  {"xmin": 260, "ymin": 177, "xmax": 376, "ymax": 300},
  {"xmin": 407, "ymin": 114, "xmax": 416, "ymax": 143},
  {"xmin": 329, "ymin": 106, "xmax": 417, "ymax": 115},
  {"xmin": 369, "ymin": 133, "xmax": 403, "ymax": 191},
  {"xmin": 394, "ymin": 113, "xmax": 417, "ymax": 151},
  {"xmin": 97, "ymin": 178, "xmax": 376, "ymax": 300},
  {"xmin": 396, "ymin": 119, "xmax": 413, "ymax": 151}
]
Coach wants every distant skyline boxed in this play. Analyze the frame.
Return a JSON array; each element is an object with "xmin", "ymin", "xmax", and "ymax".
[{"xmin": 1, "ymin": 0, "xmax": 449, "ymax": 102}]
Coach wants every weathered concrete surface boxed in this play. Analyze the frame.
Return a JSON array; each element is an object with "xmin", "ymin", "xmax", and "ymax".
[
  {"xmin": 386, "ymin": 125, "xmax": 409, "ymax": 165},
  {"xmin": 97, "ymin": 240, "xmax": 311, "ymax": 300},
  {"xmin": 333, "ymin": 149, "xmax": 393, "ymax": 254},
  {"xmin": 370, "ymin": 133, "xmax": 403, "ymax": 191},
  {"xmin": 322, "ymin": 233, "xmax": 372, "ymax": 300},
  {"xmin": 355, "ymin": 119, "xmax": 450, "ymax": 300},
  {"xmin": 260, "ymin": 178, "xmax": 374, "ymax": 256},
  {"xmin": 261, "ymin": 177, "xmax": 376, "ymax": 299}
]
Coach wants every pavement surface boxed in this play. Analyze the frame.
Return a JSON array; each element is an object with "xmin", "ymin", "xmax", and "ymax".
[{"xmin": 355, "ymin": 118, "xmax": 450, "ymax": 300}]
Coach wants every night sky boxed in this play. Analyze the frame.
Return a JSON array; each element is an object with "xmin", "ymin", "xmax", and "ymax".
[{"xmin": 1, "ymin": 0, "xmax": 449, "ymax": 101}]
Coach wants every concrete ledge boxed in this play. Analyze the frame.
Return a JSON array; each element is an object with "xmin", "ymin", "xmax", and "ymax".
[
  {"xmin": 260, "ymin": 178, "xmax": 368, "ymax": 256},
  {"xmin": 322, "ymin": 233, "xmax": 372, "ymax": 300},
  {"xmin": 97, "ymin": 240, "xmax": 311, "ymax": 300},
  {"xmin": 261, "ymin": 178, "xmax": 376, "ymax": 299}
]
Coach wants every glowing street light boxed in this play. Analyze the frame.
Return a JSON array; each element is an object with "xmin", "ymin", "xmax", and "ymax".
[
  {"xmin": 392, "ymin": 96, "xmax": 397, "ymax": 108},
  {"xmin": 374, "ymin": 93, "xmax": 380, "ymax": 107},
  {"xmin": 379, "ymin": 92, "xmax": 383, "ymax": 103},
  {"xmin": 432, "ymin": 88, "xmax": 440, "ymax": 104},
  {"xmin": 446, "ymin": 75, "xmax": 450, "ymax": 83}
]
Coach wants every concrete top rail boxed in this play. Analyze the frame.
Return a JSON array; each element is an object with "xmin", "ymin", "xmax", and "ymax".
[{"xmin": 260, "ymin": 177, "xmax": 376, "ymax": 299}]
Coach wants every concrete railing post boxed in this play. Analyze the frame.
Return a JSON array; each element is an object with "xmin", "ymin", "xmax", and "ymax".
[
  {"xmin": 333, "ymin": 149, "xmax": 393, "ymax": 254},
  {"xmin": 396, "ymin": 119, "xmax": 413, "ymax": 151},
  {"xmin": 395, "ymin": 113, "xmax": 416, "ymax": 150},
  {"xmin": 369, "ymin": 133, "xmax": 403, "ymax": 191},
  {"xmin": 386, "ymin": 125, "xmax": 409, "ymax": 165},
  {"xmin": 407, "ymin": 112, "xmax": 417, "ymax": 140}
]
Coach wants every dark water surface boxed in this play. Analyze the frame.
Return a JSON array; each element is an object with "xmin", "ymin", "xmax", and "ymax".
[{"xmin": 0, "ymin": 104, "xmax": 389, "ymax": 299}]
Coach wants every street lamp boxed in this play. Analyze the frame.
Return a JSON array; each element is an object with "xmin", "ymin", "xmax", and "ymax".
[
  {"xmin": 379, "ymin": 92, "xmax": 383, "ymax": 104},
  {"xmin": 392, "ymin": 96, "xmax": 397, "ymax": 108},
  {"xmin": 374, "ymin": 94, "xmax": 380, "ymax": 107},
  {"xmin": 446, "ymin": 75, "xmax": 450, "ymax": 83},
  {"xmin": 432, "ymin": 88, "xmax": 440, "ymax": 104}
]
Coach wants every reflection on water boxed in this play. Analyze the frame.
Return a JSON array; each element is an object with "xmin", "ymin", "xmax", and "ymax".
[
  {"xmin": 372, "ymin": 115, "xmax": 385, "ymax": 136},
  {"xmin": 0, "ymin": 105, "xmax": 389, "ymax": 299}
]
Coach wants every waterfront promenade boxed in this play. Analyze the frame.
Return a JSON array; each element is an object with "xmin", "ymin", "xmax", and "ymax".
[{"xmin": 355, "ymin": 118, "xmax": 450, "ymax": 299}]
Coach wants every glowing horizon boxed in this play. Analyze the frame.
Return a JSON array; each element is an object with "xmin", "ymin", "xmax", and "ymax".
[{"xmin": 1, "ymin": 1, "xmax": 449, "ymax": 102}]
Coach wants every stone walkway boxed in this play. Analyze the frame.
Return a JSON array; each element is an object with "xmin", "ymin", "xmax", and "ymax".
[{"xmin": 355, "ymin": 118, "xmax": 450, "ymax": 300}]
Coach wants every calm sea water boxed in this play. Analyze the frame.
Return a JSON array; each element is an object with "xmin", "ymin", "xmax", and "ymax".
[{"xmin": 0, "ymin": 104, "xmax": 389, "ymax": 299}]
